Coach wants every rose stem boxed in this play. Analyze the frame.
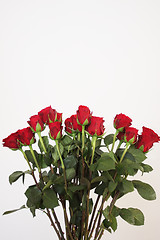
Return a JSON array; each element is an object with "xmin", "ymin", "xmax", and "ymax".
[
  {"xmin": 37, "ymin": 131, "xmax": 47, "ymax": 153},
  {"xmin": 111, "ymin": 130, "xmax": 119, "ymax": 152},
  {"xmin": 88, "ymin": 195, "xmax": 101, "ymax": 233},
  {"xmin": 55, "ymin": 140, "xmax": 67, "ymax": 192},
  {"xmin": 46, "ymin": 209, "xmax": 61, "ymax": 240},
  {"xmin": 51, "ymin": 209, "xmax": 65, "ymax": 240},
  {"xmin": 20, "ymin": 148, "xmax": 40, "ymax": 189},
  {"xmin": 81, "ymin": 125, "xmax": 86, "ymax": 238},
  {"xmin": 61, "ymin": 198, "xmax": 74, "ymax": 240},
  {"xmin": 21, "ymin": 149, "xmax": 62, "ymax": 239},
  {"xmin": 29, "ymin": 145, "xmax": 42, "ymax": 178},
  {"xmin": 91, "ymin": 192, "xmax": 110, "ymax": 240},
  {"xmin": 84, "ymin": 135, "xmax": 97, "ymax": 240},
  {"xmin": 119, "ymin": 142, "xmax": 130, "ymax": 163}
]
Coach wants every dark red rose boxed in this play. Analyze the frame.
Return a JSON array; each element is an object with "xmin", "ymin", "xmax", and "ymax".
[
  {"xmin": 114, "ymin": 113, "xmax": 132, "ymax": 131},
  {"xmin": 18, "ymin": 127, "xmax": 36, "ymax": 146},
  {"xmin": 49, "ymin": 122, "xmax": 63, "ymax": 140},
  {"xmin": 124, "ymin": 127, "xmax": 138, "ymax": 144},
  {"xmin": 86, "ymin": 116, "xmax": 105, "ymax": 136},
  {"xmin": 77, "ymin": 105, "xmax": 92, "ymax": 126},
  {"xmin": 117, "ymin": 131, "xmax": 125, "ymax": 141},
  {"xmin": 38, "ymin": 106, "xmax": 57, "ymax": 124},
  {"xmin": 65, "ymin": 115, "xmax": 82, "ymax": 135},
  {"xmin": 65, "ymin": 117, "xmax": 73, "ymax": 134},
  {"xmin": 71, "ymin": 115, "xmax": 82, "ymax": 132},
  {"xmin": 2, "ymin": 132, "xmax": 20, "ymax": 150},
  {"xmin": 28, "ymin": 115, "xmax": 44, "ymax": 132},
  {"xmin": 136, "ymin": 127, "xmax": 160, "ymax": 152},
  {"xmin": 56, "ymin": 112, "xmax": 62, "ymax": 122}
]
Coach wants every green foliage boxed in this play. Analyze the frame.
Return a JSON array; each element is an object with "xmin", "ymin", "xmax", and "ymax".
[
  {"xmin": 104, "ymin": 134, "xmax": 115, "ymax": 146},
  {"xmin": 120, "ymin": 207, "xmax": 144, "ymax": 226},
  {"xmin": 42, "ymin": 188, "xmax": 59, "ymax": 208},
  {"xmin": 133, "ymin": 180, "xmax": 156, "ymax": 200},
  {"xmin": 3, "ymin": 205, "xmax": 26, "ymax": 215},
  {"xmin": 5, "ymin": 115, "xmax": 158, "ymax": 240}
]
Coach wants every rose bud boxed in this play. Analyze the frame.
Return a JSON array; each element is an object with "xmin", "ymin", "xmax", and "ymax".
[
  {"xmin": 71, "ymin": 115, "xmax": 82, "ymax": 132},
  {"xmin": 49, "ymin": 122, "xmax": 63, "ymax": 140},
  {"xmin": 136, "ymin": 127, "xmax": 160, "ymax": 152},
  {"xmin": 38, "ymin": 106, "xmax": 57, "ymax": 124},
  {"xmin": 65, "ymin": 117, "xmax": 73, "ymax": 134},
  {"xmin": 18, "ymin": 127, "xmax": 36, "ymax": 146},
  {"xmin": 2, "ymin": 132, "xmax": 20, "ymax": 150},
  {"xmin": 124, "ymin": 127, "xmax": 138, "ymax": 144},
  {"xmin": 86, "ymin": 116, "xmax": 105, "ymax": 136},
  {"xmin": 77, "ymin": 105, "xmax": 92, "ymax": 126},
  {"xmin": 114, "ymin": 113, "xmax": 132, "ymax": 132},
  {"xmin": 56, "ymin": 112, "xmax": 62, "ymax": 122},
  {"xmin": 28, "ymin": 115, "xmax": 45, "ymax": 132}
]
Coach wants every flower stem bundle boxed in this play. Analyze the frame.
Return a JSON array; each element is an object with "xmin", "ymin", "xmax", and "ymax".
[{"xmin": 2, "ymin": 106, "xmax": 160, "ymax": 240}]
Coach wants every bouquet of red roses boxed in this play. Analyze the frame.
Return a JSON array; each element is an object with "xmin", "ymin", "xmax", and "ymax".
[{"xmin": 2, "ymin": 105, "xmax": 160, "ymax": 240}]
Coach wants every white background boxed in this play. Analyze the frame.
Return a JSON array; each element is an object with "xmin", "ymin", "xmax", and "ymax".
[{"xmin": 0, "ymin": 0, "xmax": 160, "ymax": 239}]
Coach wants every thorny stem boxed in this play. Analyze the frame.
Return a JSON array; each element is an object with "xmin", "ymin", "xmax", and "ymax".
[
  {"xmin": 51, "ymin": 209, "xmax": 65, "ymax": 240},
  {"xmin": 88, "ymin": 195, "xmax": 101, "ymax": 234},
  {"xmin": 94, "ymin": 192, "xmax": 110, "ymax": 239},
  {"xmin": 61, "ymin": 198, "xmax": 74, "ymax": 240},
  {"xmin": 46, "ymin": 209, "xmax": 61, "ymax": 240}
]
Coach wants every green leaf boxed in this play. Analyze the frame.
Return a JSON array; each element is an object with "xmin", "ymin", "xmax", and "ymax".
[
  {"xmin": 25, "ymin": 186, "xmax": 42, "ymax": 206},
  {"xmin": 127, "ymin": 146, "xmax": 147, "ymax": 163},
  {"xmin": 140, "ymin": 163, "xmax": 153, "ymax": 173},
  {"xmin": 9, "ymin": 171, "xmax": 24, "ymax": 184},
  {"xmin": 128, "ymin": 208, "xmax": 145, "ymax": 226},
  {"xmin": 119, "ymin": 179, "xmax": 134, "ymax": 194},
  {"xmin": 68, "ymin": 184, "xmax": 86, "ymax": 192},
  {"xmin": 66, "ymin": 168, "xmax": 76, "ymax": 181},
  {"xmin": 38, "ymin": 136, "xmax": 49, "ymax": 153},
  {"xmin": 104, "ymin": 134, "xmax": 115, "ymax": 146},
  {"xmin": 3, "ymin": 205, "xmax": 26, "ymax": 215},
  {"xmin": 119, "ymin": 208, "xmax": 135, "ymax": 225},
  {"xmin": 120, "ymin": 208, "xmax": 144, "ymax": 226},
  {"xmin": 132, "ymin": 180, "xmax": 156, "ymax": 200},
  {"xmin": 42, "ymin": 188, "xmax": 59, "ymax": 208},
  {"xmin": 25, "ymin": 150, "xmax": 39, "ymax": 165},
  {"xmin": 108, "ymin": 181, "xmax": 117, "ymax": 193},
  {"xmin": 61, "ymin": 135, "xmax": 73, "ymax": 145},
  {"xmin": 97, "ymin": 153, "xmax": 115, "ymax": 171},
  {"xmin": 63, "ymin": 155, "xmax": 78, "ymax": 169}
]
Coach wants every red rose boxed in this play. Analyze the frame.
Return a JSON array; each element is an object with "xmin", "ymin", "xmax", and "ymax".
[
  {"xmin": 114, "ymin": 113, "xmax": 132, "ymax": 131},
  {"xmin": 56, "ymin": 112, "xmax": 62, "ymax": 122},
  {"xmin": 28, "ymin": 115, "xmax": 44, "ymax": 132},
  {"xmin": 38, "ymin": 106, "xmax": 57, "ymax": 124},
  {"xmin": 117, "ymin": 131, "xmax": 125, "ymax": 141},
  {"xmin": 49, "ymin": 122, "xmax": 63, "ymax": 140},
  {"xmin": 18, "ymin": 127, "xmax": 36, "ymax": 146},
  {"xmin": 136, "ymin": 127, "xmax": 160, "ymax": 152},
  {"xmin": 65, "ymin": 117, "xmax": 73, "ymax": 134},
  {"xmin": 71, "ymin": 115, "xmax": 82, "ymax": 132},
  {"xmin": 86, "ymin": 116, "xmax": 105, "ymax": 136},
  {"xmin": 124, "ymin": 127, "xmax": 138, "ymax": 144},
  {"xmin": 77, "ymin": 105, "xmax": 92, "ymax": 126},
  {"xmin": 65, "ymin": 115, "xmax": 82, "ymax": 135},
  {"xmin": 3, "ymin": 132, "xmax": 20, "ymax": 150}
]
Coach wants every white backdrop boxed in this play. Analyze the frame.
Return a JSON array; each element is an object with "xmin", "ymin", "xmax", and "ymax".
[{"xmin": 0, "ymin": 0, "xmax": 160, "ymax": 239}]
